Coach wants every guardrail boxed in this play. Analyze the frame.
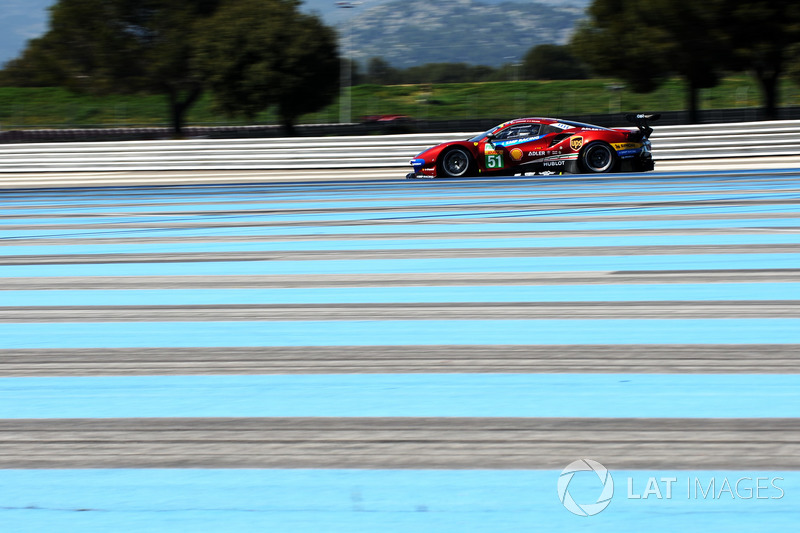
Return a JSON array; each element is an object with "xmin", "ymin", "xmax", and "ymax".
[{"xmin": 1, "ymin": 120, "xmax": 799, "ymax": 173}]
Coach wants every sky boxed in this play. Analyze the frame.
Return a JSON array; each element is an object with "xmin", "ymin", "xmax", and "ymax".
[{"xmin": 0, "ymin": 0, "xmax": 52, "ymax": 65}]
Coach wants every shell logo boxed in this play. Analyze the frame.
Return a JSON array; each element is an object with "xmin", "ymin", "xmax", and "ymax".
[{"xmin": 510, "ymin": 148, "xmax": 524, "ymax": 161}]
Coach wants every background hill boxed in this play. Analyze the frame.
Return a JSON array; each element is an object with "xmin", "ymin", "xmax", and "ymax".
[
  {"xmin": 343, "ymin": 0, "xmax": 587, "ymax": 67},
  {"xmin": 1, "ymin": 0, "xmax": 589, "ymax": 68}
]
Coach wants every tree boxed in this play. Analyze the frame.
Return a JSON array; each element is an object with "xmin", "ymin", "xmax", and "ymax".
[
  {"xmin": 571, "ymin": 0, "xmax": 669, "ymax": 94},
  {"xmin": 366, "ymin": 57, "xmax": 400, "ymax": 85},
  {"xmin": 522, "ymin": 44, "xmax": 587, "ymax": 80},
  {"xmin": 14, "ymin": 0, "xmax": 223, "ymax": 136},
  {"xmin": 0, "ymin": 37, "xmax": 64, "ymax": 87},
  {"xmin": 725, "ymin": 1, "xmax": 800, "ymax": 119},
  {"xmin": 197, "ymin": 0, "xmax": 339, "ymax": 136},
  {"xmin": 573, "ymin": 0, "xmax": 728, "ymax": 123},
  {"xmin": 401, "ymin": 63, "xmax": 497, "ymax": 84}
]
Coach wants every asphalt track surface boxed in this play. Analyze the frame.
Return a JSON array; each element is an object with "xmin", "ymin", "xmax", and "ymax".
[{"xmin": 1, "ymin": 169, "xmax": 800, "ymax": 531}]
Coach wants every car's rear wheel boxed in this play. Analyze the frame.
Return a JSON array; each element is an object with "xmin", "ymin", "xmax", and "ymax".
[
  {"xmin": 579, "ymin": 142, "xmax": 617, "ymax": 173},
  {"xmin": 438, "ymin": 147, "xmax": 475, "ymax": 177}
]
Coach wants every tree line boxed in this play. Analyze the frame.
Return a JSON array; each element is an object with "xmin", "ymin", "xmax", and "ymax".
[
  {"xmin": 355, "ymin": 47, "xmax": 589, "ymax": 86},
  {"xmin": 2, "ymin": 0, "xmax": 800, "ymax": 133},
  {"xmin": 572, "ymin": 0, "xmax": 800, "ymax": 122},
  {"xmin": 0, "ymin": 0, "xmax": 339, "ymax": 136},
  {"xmin": 361, "ymin": 1, "xmax": 800, "ymax": 123}
]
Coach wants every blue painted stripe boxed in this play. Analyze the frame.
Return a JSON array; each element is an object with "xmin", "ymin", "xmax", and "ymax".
[
  {"xmin": 4, "ymin": 202, "xmax": 800, "ymax": 227},
  {"xmin": 0, "ymin": 374, "xmax": 798, "ymax": 418},
  {"xmin": 3, "ymin": 234, "xmax": 800, "ymax": 256},
  {"xmin": 5, "ymin": 218, "xmax": 800, "ymax": 240},
  {"xmin": 0, "ymin": 254, "xmax": 798, "ymax": 277},
  {"xmin": 1, "ymin": 319, "xmax": 800, "ymax": 349},
  {"xmin": 0, "ymin": 469, "xmax": 797, "ymax": 533},
  {"xmin": 6, "ymin": 191, "xmax": 800, "ymax": 217},
  {"xmin": 3, "ymin": 167, "xmax": 799, "ymax": 194},
  {"xmin": 0, "ymin": 197, "xmax": 800, "ymax": 227},
  {"xmin": 6, "ymin": 191, "xmax": 800, "ymax": 224},
  {"xmin": 2, "ymin": 169, "xmax": 798, "ymax": 197},
  {"xmin": 8, "ymin": 186, "xmax": 800, "ymax": 211},
  {"xmin": 2, "ymin": 283, "xmax": 798, "ymax": 307}
]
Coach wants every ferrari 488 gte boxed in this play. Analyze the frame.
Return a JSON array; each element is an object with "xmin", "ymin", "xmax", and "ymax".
[{"xmin": 407, "ymin": 113, "xmax": 659, "ymax": 179}]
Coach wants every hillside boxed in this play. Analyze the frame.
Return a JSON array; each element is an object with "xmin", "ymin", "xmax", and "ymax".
[{"xmin": 344, "ymin": 0, "xmax": 588, "ymax": 67}]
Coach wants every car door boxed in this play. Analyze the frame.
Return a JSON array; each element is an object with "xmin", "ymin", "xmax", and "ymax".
[
  {"xmin": 482, "ymin": 123, "xmax": 543, "ymax": 171},
  {"xmin": 514, "ymin": 124, "xmax": 563, "ymax": 165}
]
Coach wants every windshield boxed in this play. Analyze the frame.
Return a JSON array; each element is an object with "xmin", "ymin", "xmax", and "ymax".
[{"xmin": 467, "ymin": 126, "xmax": 501, "ymax": 143}]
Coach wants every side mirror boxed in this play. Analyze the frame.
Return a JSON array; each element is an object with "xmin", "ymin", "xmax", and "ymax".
[{"xmin": 486, "ymin": 134, "xmax": 496, "ymax": 144}]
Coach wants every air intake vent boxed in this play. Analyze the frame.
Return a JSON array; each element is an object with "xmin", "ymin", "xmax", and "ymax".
[{"xmin": 548, "ymin": 134, "xmax": 571, "ymax": 147}]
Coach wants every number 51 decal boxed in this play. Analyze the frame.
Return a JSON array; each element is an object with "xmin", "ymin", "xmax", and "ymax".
[{"xmin": 485, "ymin": 153, "xmax": 504, "ymax": 169}]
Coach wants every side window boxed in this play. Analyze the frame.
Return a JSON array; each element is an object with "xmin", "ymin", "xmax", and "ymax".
[
  {"xmin": 540, "ymin": 124, "xmax": 565, "ymax": 135},
  {"xmin": 524, "ymin": 124, "xmax": 541, "ymax": 137}
]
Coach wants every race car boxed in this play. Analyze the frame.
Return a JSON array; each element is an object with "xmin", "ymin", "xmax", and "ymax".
[{"xmin": 407, "ymin": 114, "xmax": 659, "ymax": 179}]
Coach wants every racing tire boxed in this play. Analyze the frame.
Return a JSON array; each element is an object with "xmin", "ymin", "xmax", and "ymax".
[
  {"xmin": 438, "ymin": 147, "xmax": 476, "ymax": 178},
  {"xmin": 579, "ymin": 142, "xmax": 617, "ymax": 174}
]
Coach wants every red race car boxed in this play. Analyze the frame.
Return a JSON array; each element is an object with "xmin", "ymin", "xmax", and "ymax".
[{"xmin": 407, "ymin": 114, "xmax": 659, "ymax": 179}]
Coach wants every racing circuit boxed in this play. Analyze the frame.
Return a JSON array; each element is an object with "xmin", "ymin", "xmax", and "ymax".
[{"xmin": 1, "ymin": 153, "xmax": 800, "ymax": 530}]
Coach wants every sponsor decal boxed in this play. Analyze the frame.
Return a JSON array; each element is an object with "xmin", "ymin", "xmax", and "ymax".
[
  {"xmin": 484, "ymin": 144, "xmax": 503, "ymax": 168},
  {"xmin": 570, "ymin": 136, "xmax": 584, "ymax": 151},
  {"xmin": 611, "ymin": 142, "xmax": 643, "ymax": 150},
  {"xmin": 617, "ymin": 149, "xmax": 642, "ymax": 159},
  {"xmin": 510, "ymin": 148, "xmax": 524, "ymax": 161},
  {"xmin": 486, "ymin": 154, "xmax": 504, "ymax": 168},
  {"xmin": 552, "ymin": 122, "xmax": 572, "ymax": 130},
  {"xmin": 544, "ymin": 160, "xmax": 565, "ymax": 166},
  {"xmin": 495, "ymin": 134, "xmax": 546, "ymax": 147},
  {"xmin": 410, "ymin": 158, "xmax": 426, "ymax": 171}
]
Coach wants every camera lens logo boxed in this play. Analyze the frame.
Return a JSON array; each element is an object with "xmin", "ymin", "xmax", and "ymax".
[{"xmin": 557, "ymin": 459, "xmax": 614, "ymax": 517}]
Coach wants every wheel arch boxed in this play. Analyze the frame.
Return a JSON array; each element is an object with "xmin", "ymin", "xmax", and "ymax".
[
  {"xmin": 437, "ymin": 145, "xmax": 478, "ymax": 178},
  {"xmin": 578, "ymin": 140, "xmax": 618, "ymax": 174}
]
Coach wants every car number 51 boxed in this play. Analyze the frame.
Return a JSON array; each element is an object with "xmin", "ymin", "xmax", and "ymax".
[{"xmin": 486, "ymin": 154, "xmax": 503, "ymax": 169}]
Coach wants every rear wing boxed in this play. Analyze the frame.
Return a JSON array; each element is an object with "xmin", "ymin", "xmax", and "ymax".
[{"xmin": 625, "ymin": 113, "xmax": 661, "ymax": 140}]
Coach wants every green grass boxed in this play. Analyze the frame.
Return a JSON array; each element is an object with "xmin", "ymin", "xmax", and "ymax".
[{"xmin": 0, "ymin": 76, "xmax": 799, "ymax": 129}]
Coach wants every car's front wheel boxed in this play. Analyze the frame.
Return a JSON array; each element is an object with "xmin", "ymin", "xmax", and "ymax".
[
  {"xmin": 438, "ymin": 147, "xmax": 475, "ymax": 178},
  {"xmin": 579, "ymin": 142, "xmax": 617, "ymax": 173}
]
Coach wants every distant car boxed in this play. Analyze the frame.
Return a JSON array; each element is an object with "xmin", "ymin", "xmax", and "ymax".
[
  {"xmin": 407, "ymin": 114, "xmax": 659, "ymax": 179},
  {"xmin": 362, "ymin": 114, "xmax": 411, "ymax": 124}
]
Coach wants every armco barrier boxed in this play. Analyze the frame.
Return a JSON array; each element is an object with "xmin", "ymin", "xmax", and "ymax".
[{"xmin": 1, "ymin": 120, "xmax": 799, "ymax": 173}]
